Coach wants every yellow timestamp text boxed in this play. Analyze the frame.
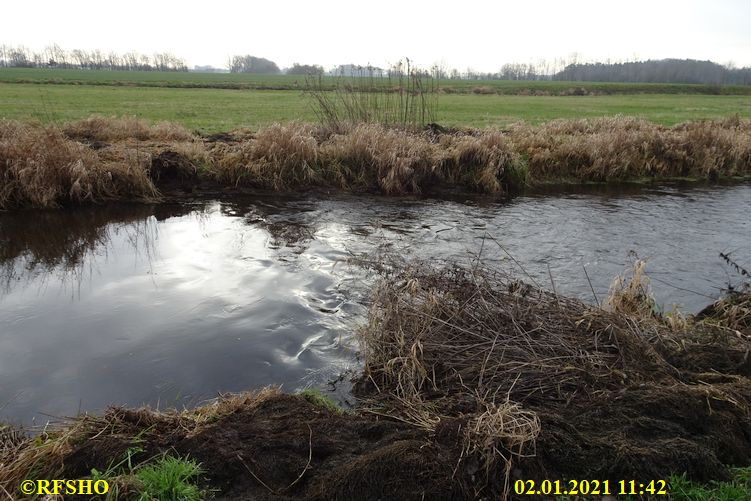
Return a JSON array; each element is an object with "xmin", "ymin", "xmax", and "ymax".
[
  {"xmin": 19, "ymin": 479, "xmax": 110, "ymax": 496},
  {"xmin": 514, "ymin": 479, "xmax": 668, "ymax": 496}
]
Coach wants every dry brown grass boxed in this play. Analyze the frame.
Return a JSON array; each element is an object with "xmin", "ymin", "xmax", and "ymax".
[
  {"xmin": 443, "ymin": 131, "xmax": 523, "ymax": 192},
  {"xmin": 604, "ymin": 259, "xmax": 660, "ymax": 319},
  {"xmin": 211, "ymin": 123, "xmax": 518, "ymax": 195},
  {"xmin": 359, "ymin": 263, "xmax": 671, "ymax": 407},
  {"xmin": 3, "ymin": 115, "xmax": 750, "ymax": 209},
  {"xmin": 696, "ymin": 289, "xmax": 751, "ymax": 336},
  {"xmin": 213, "ymin": 123, "xmax": 320, "ymax": 189},
  {"xmin": 321, "ymin": 124, "xmax": 440, "ymax": 194},
  {"xmin": 62, "ymin": 116, "xmax": 196, "ymax": 143},
  {"xmin": 357, "ymin": 258, "xmax": 751, "ymax": 497},
  {"xmin": 510, "ymin": 116, "xmax": 751, "ymax": 182},
  {"xmin": 356, "ymin": 261, "xmax": 679, "ymax": 494},
  {"xmin": 0, "ymin": 120, "xmax": 158, "ymax": 209}
]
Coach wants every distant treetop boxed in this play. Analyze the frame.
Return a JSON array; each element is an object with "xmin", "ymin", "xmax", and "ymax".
[{"xmin": 229, "ymin": 55, "xmax": 280, "ymax": 74}]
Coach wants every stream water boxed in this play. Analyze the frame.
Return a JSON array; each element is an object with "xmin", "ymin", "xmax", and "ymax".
[{"xmin": 1, "ymin": 183, "xmax": 749, "ymax": 425}]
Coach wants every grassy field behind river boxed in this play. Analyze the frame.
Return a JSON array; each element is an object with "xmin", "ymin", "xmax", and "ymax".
[
  {"xmin": 1, "ymin": 81, "xmax": 751, "ymax": 133},
  {"xmin": 4, "ymin": 67, "xmax": 751, "ymax": 94}
]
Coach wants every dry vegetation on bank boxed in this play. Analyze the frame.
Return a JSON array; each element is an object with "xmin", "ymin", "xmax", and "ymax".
[
  {"xmin": 2, "ymin": 259, "xmax": 750, "ymax": 499},
  {"xmin": 1, "ymin": 115, "xmax": 750, "ymax": 209},
  {"xmin": 356, "ymin": 260, "xmax": 751, "ymax": 495}
]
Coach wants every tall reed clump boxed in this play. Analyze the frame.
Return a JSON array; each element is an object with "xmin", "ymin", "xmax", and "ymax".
[
  {"xmin": 0, "ymin": 121, "xmax": 158, "ymax": 209},
  {"xmin": 305, "ymin": 59, "xmax": 439, "ymax": 132}
]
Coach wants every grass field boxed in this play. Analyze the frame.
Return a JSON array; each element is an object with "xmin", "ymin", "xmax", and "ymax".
[
  {"xmin": 3, "ymin": 68, "xmax": 751, "ymax": 95},
  {"xmin": 2, "ymin": 81, "xmax": 750, "ymax": 133}
]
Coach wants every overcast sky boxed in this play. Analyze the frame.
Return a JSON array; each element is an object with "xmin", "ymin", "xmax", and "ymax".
[{"xmin": 4, "ymin": 0, "xmax": 751, "ymax": 71}]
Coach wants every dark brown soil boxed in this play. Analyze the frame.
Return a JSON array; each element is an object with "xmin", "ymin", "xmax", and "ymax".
[
  {"xmin": 150, "ymin": 150, "xmax": 199, "ymax": 193},
  {"xmin": 61, "ymin": 395, "xmax": 469, "ymax": 500},
  {"xmin": 525, "ymin": 380, "xmax": 751, "ymax": 485}
]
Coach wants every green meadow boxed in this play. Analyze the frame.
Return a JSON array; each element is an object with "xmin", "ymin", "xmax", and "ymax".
[{"xmin": 1, "ymin": 80, "xmax": 750, "ymax": 133}]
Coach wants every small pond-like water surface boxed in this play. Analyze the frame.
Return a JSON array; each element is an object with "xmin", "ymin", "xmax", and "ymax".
[{"xmin": 1, "ymin": 183, "xmax": 749, "ymax": 424}]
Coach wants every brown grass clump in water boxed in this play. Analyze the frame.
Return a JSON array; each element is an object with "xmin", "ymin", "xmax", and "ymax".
[
  {"xmin": 0, "ymin": 121, "xmax": 158, "ymax": 209},
  {"xmin": 604, "ymin": 258, "xmax": 659, "ymax": 318},
  {"xmin": 62, "ymin": 116, "xmax": 196, "ymax": 143}
]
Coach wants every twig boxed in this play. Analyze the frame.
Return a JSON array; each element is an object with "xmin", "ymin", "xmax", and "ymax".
[
  {"xmin": 547, "ymin": 263, "xmax": 558, "ymax": 300},
  {"xmin": 238, "ymin": 453, "xmax": 276, "ymax": 494},
  {"xmin": 283, "ymin": 424, "xmax": 313, "ymax": 492},
  {"xmin": 0, "ymin": 482, "xmax": 15, "ymax": 501},
  {"xmin": 582, "ymin": 264, "xmax": 600, "ymax": 307},
  {"xmin": 649, "ymin": 275, "xmax": 716, "ymax": 299},
  {"xmin": 485, "ymin": 234, "xmax": 541, "ymax": 288}
]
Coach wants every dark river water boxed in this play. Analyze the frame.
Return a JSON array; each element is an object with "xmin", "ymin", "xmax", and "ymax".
[{"xmin": 1, "ymin": 183, "xmax": 750, "ymax": 425}]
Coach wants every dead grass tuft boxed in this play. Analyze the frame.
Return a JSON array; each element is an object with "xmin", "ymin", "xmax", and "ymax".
[
  {"xmin": 604, "ymin": 258, "xmax": 659, "ymax": 319},
  {"xmin": 357, "ymin": 257, "xmax": 751, "ymax": 496},
  {"xmin": 697, "ymin": 288, "xmax": 751, "ymax": 336},
  {"xmin": 444, "ymin": 131, "xmax": 522, "ymax": 192},
  {"xmin": 357, "ymin": 262, "xmax": 665, "ymax": 492},
  {"xmin": 215, "ymin": 123, "xmax": 320, "ymax": 190},
  {"xmin": 0, "ymin": 120, "xmax": 158, "ymax": 209},
  {"xmin": 510, "ymin": 116, "xmax": 751, "ymax": 182},
  {"xmin": 63, "ymin": 116, "xmax": 195, "ymax": 143},
  {"xmin": 321, "ymin": 124, "xmax": 439, "ymax": 194}
]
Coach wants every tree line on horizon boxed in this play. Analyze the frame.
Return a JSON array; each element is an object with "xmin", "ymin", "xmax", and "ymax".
[
  {"xmin": 0, "ymin": 44, "xmax": 187, "ymax": 72},
  {"xmin": 554, "ymin": 59, "xmax": 751, "ymax": 86},
  {"xmin": 1, "ymin": 44, "xmax": 750, "ymax": 85}
]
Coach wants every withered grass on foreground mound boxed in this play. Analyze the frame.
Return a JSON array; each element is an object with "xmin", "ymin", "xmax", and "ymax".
[
  {"xmin": 357, "ymin": 261, "xmax": 751, "ymax": 496},
  {"xmin": 0, "ymin": 389, "xmax": 469, "ymax": 500},
  {"xmin": 3, "ymin": 115, "xmax": 751, "ymax": 209},
  {"xmin": 2, "ymin": 263, "xmax": 750, "ymax": 500}
]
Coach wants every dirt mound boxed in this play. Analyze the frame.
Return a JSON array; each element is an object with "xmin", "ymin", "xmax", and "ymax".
[
  {"xmin": 529, "ymin": 380, "xmax": 751, "ymax": 484},
  {"xmin": 150, "ymin": 150, "xmax": 199, "ymax": 192},
  {"xmin": 358, "ymin": 262, "xmax": 751, "ymax": 492},
  {"xmin": 55, "ymin": 392, "xmax": 465, "ymax": 500}
]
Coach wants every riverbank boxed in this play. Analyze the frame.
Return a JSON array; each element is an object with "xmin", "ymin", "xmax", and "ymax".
[
  {"xmin": 2, "ymin": 261, "xmax": 749, "ymax": 499},
  {"xmin": 2, "ymin": 115, "xmax": 751, "ymax": 209}
]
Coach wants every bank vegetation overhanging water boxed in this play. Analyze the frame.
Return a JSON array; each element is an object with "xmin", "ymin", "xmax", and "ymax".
[
  {"xmin": 1, "ymin": 115, "xmax": 751, "ymax": 210},
  {"xmin": 1, "ymin": 258, "xmax": 750, "ymax": 500}
]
